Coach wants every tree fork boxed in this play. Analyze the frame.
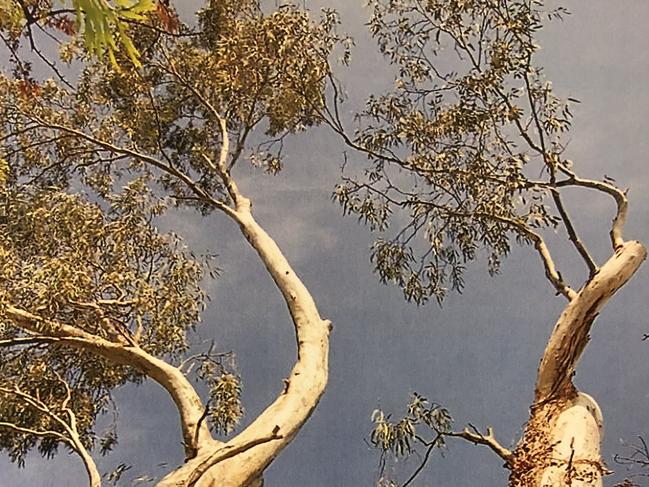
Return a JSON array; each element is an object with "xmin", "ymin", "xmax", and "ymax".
[{"xmin": 3, "ymin": 305, "xmax": 216, "ymax": 459}]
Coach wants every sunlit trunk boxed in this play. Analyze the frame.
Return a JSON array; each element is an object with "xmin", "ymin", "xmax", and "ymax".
[
  {"xmin": 157, "ymin": 199, "xmax": 331, "ymax": 487},
  {"xmin": 510, "ymin": 394, "xmax": 605, "ymax": 486},
  {"xmin": 509, "ymin": 241, "xmax": 646, "ymax": 487}
]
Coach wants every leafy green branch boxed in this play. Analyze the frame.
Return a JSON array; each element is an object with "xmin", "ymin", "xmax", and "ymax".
[{"xmin": 369, "ymin": 393, "xmax": 510, "ymax": 487}]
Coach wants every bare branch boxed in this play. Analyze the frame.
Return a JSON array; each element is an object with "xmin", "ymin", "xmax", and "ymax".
[
  {"xmin": 519, "ymin": 67, "xmax": 598, "ymax": 277},
  {"xmin": 0, "ymin": 336, "xmax": 60, "ymax": 347},
  {"xmin": 401, "ymin": 433, "xmax": 442, "ymax": 487},
  {"xmin": 0, "ymin": 420, "xmax": 69, "ymax": 443},
  {"xmin": 528, "ymin": 231, "xmax": 577, "ymax": 300},
  {"xmin": 556, "ymin": 171, "xmax": 628, "ymax": 250},
  {"xmin": 445, "ymin": 424, "xmax": 512, "ymax": 462},
  {"xmin": 452, "ymin": 210, "xmax": 576, "ymax": 300}
]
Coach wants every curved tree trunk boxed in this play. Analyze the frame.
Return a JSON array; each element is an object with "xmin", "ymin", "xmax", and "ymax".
[
  {"xmin": 157, "ymin": 197, "xmax": 331, "ymax": 487},
  {"xmin": 6, "ymin": 194, "xmax": 330, "ymax": 487},
  {"xmin": 509, "ymin": 241, "xmax": 646, "ymax": 487}
]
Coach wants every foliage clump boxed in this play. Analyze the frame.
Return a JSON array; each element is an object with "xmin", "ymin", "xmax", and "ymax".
[{"xmin": 0, "ymin": 179, "xmax": 206, "ymax": 464}]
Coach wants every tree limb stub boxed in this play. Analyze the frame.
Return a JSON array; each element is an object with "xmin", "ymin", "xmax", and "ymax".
[{"xmin": 535, "ymin": 240, "xmax": 646, "ymax": 404}]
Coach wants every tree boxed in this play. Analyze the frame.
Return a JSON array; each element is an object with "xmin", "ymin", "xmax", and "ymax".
[
  {"xmin": 1, "ymin": 1, "xmax": 646, "ymax": 486},
  {"xmin": 0, "ymin": 1, "xmax": 346, "ymax": 485},
  {"xmin": 321, "ymin": 1, "xmax": 646, "ymax": 485}
]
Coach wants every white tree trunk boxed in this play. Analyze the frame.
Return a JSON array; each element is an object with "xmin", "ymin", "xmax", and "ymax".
[
  {"xmin": 509, "ymin": 241, "xmax": 646, "ymax": 487},
  {"xmin": 6, "ymin": 197, "xmax": 330, "ymax": 487},
  {"xmin": 157, "ymin": 197, "xmax": 331, "ymax": 487},
  {"xmin": 539, "ymin": 393, "xmax": 604, "ymax": 487}
]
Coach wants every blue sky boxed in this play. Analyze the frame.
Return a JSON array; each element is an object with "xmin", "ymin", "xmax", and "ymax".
[{"xmin": 2, "ymin": 1, "xmax": 649, "ymax": 486}]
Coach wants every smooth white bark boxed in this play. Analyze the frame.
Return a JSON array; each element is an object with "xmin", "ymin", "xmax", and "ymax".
[
  {"xmin": 536, "ymin": 241, "xmax": 647, "ymax": 403},
  {"xmin": 158, "ymin": 199, "xmax": 331, "ymax": 487},
  {"xmin": 4, "ymin": 306, "xmax": 216, "ymax": 458}
]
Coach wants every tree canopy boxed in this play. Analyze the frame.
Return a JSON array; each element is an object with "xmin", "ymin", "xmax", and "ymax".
[
  {"xmin": 0, "ymin": 1, "xmax": 648, "ymax": 486},
  {"xmin": 319, "ymin": 1, "xmax": 646, "ymax": 485}
]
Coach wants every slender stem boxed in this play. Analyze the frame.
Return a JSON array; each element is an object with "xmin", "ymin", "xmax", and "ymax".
[
  {"xmin": 521, "ymin": 67, "xmax": 597, "ymax": 276},
  {"xmin": 556, "ymin": 170, "xmax": 628, "ymax": 250},
  {"xmin": 402, "ymin": 433, "xmax": 441, "ymax": 487}
]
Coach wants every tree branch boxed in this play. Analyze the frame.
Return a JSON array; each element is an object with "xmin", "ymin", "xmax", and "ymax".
[
  {"xmin": 0, "ymin": 336, "xmax": 60, "ymax": 347},
  {"xmin": 3, "ymin": 304, "xmax": 218, "ymax": 458},
  {"xmin": 0, "ymin": 420, "xmax": 69, "ymax": 443},
  {"xmin": 519, "ymin": 66, "xmax": 598, "ymax": 278},
  {"xmin": 457, "ymin": 210, "xmax": 576, "ymax": 300},
  {"xmin": 185, "ymin": 427, "xmax": 283, "ymax": 487},
  {"xmin": 445, "ymin": 424, "xmax": 512, "ymax": 462},
  {"xmin": 25, "ymin": 117, "xmax": 238, "ymax": 219},
  {"xmin": 198, "ymin": 113, "xmax": 241, "ymax": 210},
  {"xmin": 556, "ymin": 170, "xmax": 629, "ymax": 251},
  {"xmin": 535, "ymin": 240, "xmax": 647, "ymax": 404},
  {"xmin": 0, "ymin": 384, "xmax": 102, "ymax": 487},
  {"xmin": 401, "ymin": 433, "xmax": 442, "ymax": 487},
  {"xmin": 157, "ymin": 170, "xmax": 332, "ymax": 487}
]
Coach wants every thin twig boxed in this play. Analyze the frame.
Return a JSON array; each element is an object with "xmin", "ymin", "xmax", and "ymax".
[{"xmin": 402, "ymin": 433, "xmax": 442, "ymax": 487}]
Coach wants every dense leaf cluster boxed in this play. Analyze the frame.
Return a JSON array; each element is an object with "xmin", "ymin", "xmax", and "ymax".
[
  {"xmin": 0, "ymin": 0, "xmax": 347, "ymax": 206},
  {"xmin": 0, "ymin": 180, "xmax": 206, "ymax": 463}
]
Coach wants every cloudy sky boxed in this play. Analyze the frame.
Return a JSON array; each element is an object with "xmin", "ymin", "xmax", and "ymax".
[{"xmin": 2, "ymin": 1, "xmax": 649, "ymax": 486}]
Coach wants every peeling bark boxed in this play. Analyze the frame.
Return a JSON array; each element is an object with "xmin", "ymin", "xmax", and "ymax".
[
  {"xmin": 535, "ymin": 241, "xmax": 646, "ymax": 404},
  {"xmin": 509, "ymin": 241, "xmax": 646, "ymax": 487}
]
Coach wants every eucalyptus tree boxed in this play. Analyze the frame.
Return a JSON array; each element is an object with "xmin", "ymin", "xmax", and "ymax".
[
  {"xmin": 322, "ymin": 1, "xmax": 646, "ymax": 486},
  {"xmin": 0, "ymin": 1, "xmax": 345, "ymax": 486}
]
